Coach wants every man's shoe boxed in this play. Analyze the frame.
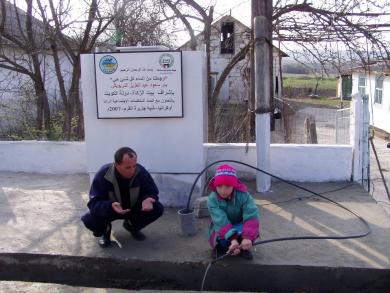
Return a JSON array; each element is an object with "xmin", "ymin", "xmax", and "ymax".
[
  {"xmin": 123, "ymin": 220, "xmax": 146, "ymax": 241},
  {"xmin": 239, "ymin": 249, "xmax": 253, "ymax": 260},
  {"xmin": 98, "ymin": 224, "xmax": 111, "ymax": 248}
]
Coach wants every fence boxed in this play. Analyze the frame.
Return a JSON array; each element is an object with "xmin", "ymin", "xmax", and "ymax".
[
  {"xmin": 215, "ymin": 100, "xmax": 350, "ymax": 145},
  {"xmin": 335, "ymin": 108, "xmax": 351, "ymax": 144}
]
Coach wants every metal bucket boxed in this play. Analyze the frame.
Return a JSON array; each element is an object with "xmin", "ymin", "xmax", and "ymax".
[{"xmin": 178, "ymin": 208, "xmax": 197, "ymax": 236}]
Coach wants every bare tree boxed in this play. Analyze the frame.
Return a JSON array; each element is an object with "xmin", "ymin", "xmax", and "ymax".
[
  {"xmin": 274, "ymin": 0, "xmax": 390, "ymax": 71},
  {"xmin": 0, "ymin": 0, "xmax": 51, "ymax": 137},
  {"xmin": 163, "ymin": 0, "xmax": 390, "ymax": 142},
  {"xmin": 0, "ymin": 0, "xmax": 113, "ymax": 140},
  {"xmin": 106, "ymin": 0, "xmax": 175, "ymax": 47},
  {"xmin": 36, "ymin": 0, "xmax": 113, "ymax": 140},
  {"xmin": 161, "ymin": 0, "xmax": 215, "ymax": 140}
]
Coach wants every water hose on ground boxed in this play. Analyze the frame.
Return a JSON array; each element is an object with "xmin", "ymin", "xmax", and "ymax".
[{"xmin": 195, "ymin": 160, "xmax": 372, "ymax": 291}]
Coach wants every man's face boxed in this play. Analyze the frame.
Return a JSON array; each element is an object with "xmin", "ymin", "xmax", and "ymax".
[{"xmin": 115, "ymin": 154, "xmax": 137, "ymax": 179}]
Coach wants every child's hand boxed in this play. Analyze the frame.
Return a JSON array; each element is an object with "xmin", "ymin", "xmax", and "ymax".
[
  {"xmin": 228, "ymin": 239, "xmax": 240, "ymax": 255},
  {"xmin": 240, "ymin": 239, "xmax": 253, "ymax": 250}
]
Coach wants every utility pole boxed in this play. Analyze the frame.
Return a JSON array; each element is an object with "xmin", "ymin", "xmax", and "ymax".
[{"xmin": 252, "ymin": 0, "xmax": 272, "ymax": 192}]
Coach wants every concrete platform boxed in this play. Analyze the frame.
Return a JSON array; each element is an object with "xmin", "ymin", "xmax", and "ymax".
[
  {"xmin": 1, "ymin": 171, "xmax": 390, "ymax": 292},
  {"xmin": 370, "ymin": 136, "xmax": 390, "ymax": 215}
]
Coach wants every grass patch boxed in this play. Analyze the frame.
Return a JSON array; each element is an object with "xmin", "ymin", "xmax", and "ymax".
[{"xmin": 283, "ymin": 74, "xmax": 338, "ymax": 92}]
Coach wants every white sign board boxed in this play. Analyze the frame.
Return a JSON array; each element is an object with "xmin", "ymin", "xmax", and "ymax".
[{"xmin": 94, "ymin": 51, "xmax": 183, "ymax": 118}]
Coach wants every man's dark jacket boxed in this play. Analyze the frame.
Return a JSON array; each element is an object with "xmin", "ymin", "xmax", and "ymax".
[{"xmin": 87, "ymin": 163, "xmax": 159, "ymax": 218}]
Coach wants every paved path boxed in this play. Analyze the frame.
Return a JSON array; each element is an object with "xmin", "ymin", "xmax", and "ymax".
[
  {"xmin": 1, "ymin": 172, "xmax": 390, "ymax": 291},
  {"xmin": 369, "ymin": 136, "xmax": 390, "ymax": 215}
]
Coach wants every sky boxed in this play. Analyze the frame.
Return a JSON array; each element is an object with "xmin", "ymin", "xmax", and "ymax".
[
  {"xmin": 205, "ymin": 0, "xmax": 251, "ymax": 25},
  {"xmin": 11, "ymin": 0, "xmax": 251, "ymax": 22},
  {"xmin": 171, "ymin": 0, "xmax": 251, "ymax": 45},
  {"xmin": 11, "ymin": 0, "xmax": 251, "ymax": 44},
  {"xmin": 10, "ymin": 0, "xmax": 390, "ymax": 50}
]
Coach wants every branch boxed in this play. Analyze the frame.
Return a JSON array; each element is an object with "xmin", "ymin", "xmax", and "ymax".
[
  {"xmin": 163, "ymin": 0, "xmax": 197, "ymax": 50},
  {"xmin": 212, "ymin": 42, "xmax": 252, "ymax": 101}
]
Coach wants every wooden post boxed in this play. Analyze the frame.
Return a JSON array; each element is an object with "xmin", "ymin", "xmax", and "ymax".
[{"xmin": 304, "ymin": 116, "xmax": 318, "ymax": 144}]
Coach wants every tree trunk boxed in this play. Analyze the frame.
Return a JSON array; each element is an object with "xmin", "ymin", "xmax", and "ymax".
[
  {"xmin": 72, "ymin": 57, "xmax": 84, "ymax": 139},
  {"xmin": 34, "ymin": 79, "xmax": 50, "ymax": 137},
  {"xmin": 35, "ymin": 84, "xmax": 44, "ymax": 132}
]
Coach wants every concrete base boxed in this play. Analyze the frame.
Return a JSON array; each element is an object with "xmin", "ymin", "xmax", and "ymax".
[
  {"xmin": 1, "ymin": 172, "xmax": 390, "ymax": 292},
  {"xmin": 151, "ymin": 173, "xmax": 203, "ymax": 208}
]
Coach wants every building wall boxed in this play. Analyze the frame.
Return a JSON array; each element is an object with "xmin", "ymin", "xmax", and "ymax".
[
  {"xmin": 352, "ymin": 72, "xmax": 390, "ymax": 134},
  {"xmin": 0, "ymin": 47, "xmax": 72, "ymax": 104},
  {"xmin": 0, "ymin": 47, "xmax": 72, "ymax": 134}
]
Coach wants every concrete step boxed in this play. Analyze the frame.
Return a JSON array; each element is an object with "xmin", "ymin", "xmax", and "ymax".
[
  {"xmin": 1, "ymin": 253, "xmax": 389, "ymax": 292},
  {"xmin": 0, "ymin": 281, "xmax": 245, "ymax": 292}
]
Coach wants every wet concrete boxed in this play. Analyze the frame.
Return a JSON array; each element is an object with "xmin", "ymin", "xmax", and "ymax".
[{"xmin": 0, "ymin": 172, "xmax": 390, "ymax": 292}]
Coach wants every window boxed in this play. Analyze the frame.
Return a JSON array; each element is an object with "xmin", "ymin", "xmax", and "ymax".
[
  {"xmin": 220, "ymin": 22, "xmax": 234, "ymax": 54},
  {"xmin": 358, "ymin": 76, "xmax": 366, "ymax": 96},
  {"xmin": 374, "ymin": 75, "xmax": 384, "ymax": 104},
  {"xmin": 275, "ymin": 75, "xmax": 279, "ymax": 94},
  {"xmin": 210, "ymin": 72, "xmax": 218, "ymax": 91}
]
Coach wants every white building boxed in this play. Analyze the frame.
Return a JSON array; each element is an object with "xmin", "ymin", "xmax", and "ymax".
[
  {"xmin": 180, "ymin": 15, "xmax": 287, "ymax": 103},
  {"xmin": 350, "ymin": 62, "xmax": 390, "ymax": 135}
]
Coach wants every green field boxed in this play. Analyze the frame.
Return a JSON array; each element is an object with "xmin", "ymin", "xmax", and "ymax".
[
  {"xmin": 282, "ymin": 74, "xmax": 346, "ymax": 108},
  {"xmin": 283, "ymin": 74, "xmax": 338, "ymax": 93}
]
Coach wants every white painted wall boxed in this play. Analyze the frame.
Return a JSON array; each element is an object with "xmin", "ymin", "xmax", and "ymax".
[
  {"xmin": 205, "ymin": 143, "xmax": 353, "ymax": 182},
  {"xmin": 352, "ymin": 72, "xmax": 390, "ymax": 134},
  {"xmin": 0, "ymin": 141, "xmax": 353, "ymax": 182},
  {"xmin": 81, "ymin": 51, "xmax": 205, "ymax": 174},
  {"xmin": 350, "ymin": 93, "xmax": 370, "ymax": 187},
  {"xmin": 80, "ymin": 50, "xmax": 206, "ymax": 207},
  {"xmin": 0, "ymin": 141, "xmax": 86, "ymax": 173}
]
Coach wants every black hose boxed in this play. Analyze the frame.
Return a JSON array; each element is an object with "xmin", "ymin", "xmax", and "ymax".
[
  {"xmin": 186, "ymin": 159, "xmax": 371, "ymax": 247},
  {"xmin": 199, "ymin": 160, "xmax": 372, "ymax": 292}
]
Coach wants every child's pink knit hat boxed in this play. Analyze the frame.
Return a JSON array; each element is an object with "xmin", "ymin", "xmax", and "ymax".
[{"xmin": 208, "ymin": 164, "xmax": 247, "ymax": 192}]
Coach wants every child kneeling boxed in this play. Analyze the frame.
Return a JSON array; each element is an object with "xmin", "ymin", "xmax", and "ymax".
[{"xmin": 207, "ymin": 164, "xmax": 260, "ymax": 260}]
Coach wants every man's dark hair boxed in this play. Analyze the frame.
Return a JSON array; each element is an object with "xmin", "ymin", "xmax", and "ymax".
[{"xmin": 114, "ymin": 147, "xmax": 137, "ymax": 164}]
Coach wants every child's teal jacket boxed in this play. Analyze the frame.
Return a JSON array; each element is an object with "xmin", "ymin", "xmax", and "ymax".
[{"xmin": 207, "ymin": 190, "xmax": 260, "ymax": 248}]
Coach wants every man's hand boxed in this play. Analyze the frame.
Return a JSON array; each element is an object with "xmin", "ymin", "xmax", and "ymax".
[
  {"xmin": 142, "ymin": 197, "xmax": 156, "ymax": 212},
  {"xmin": 240, "ymin": 238, "xmax": 252, "ymax": 250},
  {"xmin": 228, "ymin": 239, "xmax": 240, "ymax": 255},
  {"xmin": 111, "ymin": 202, "xmax": 130, "ymax": 215}
]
